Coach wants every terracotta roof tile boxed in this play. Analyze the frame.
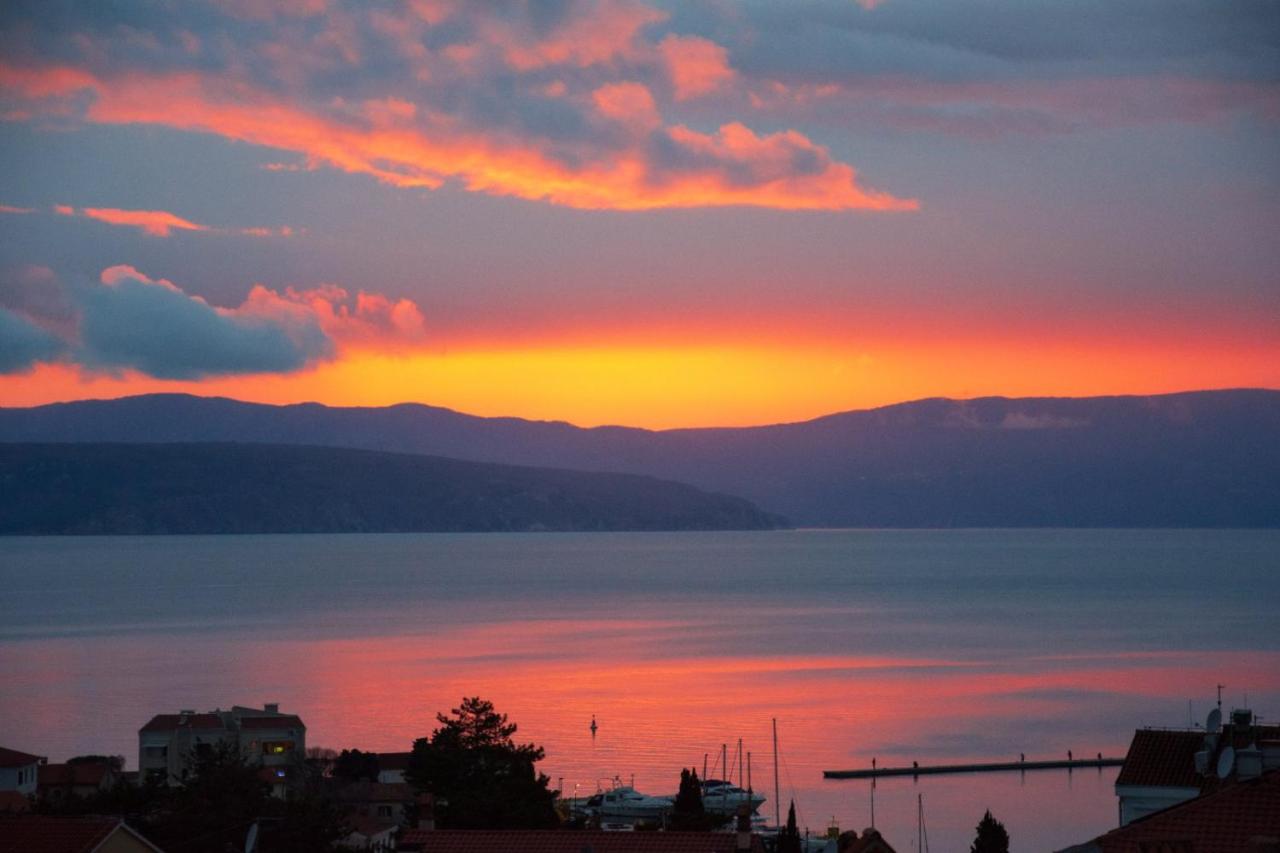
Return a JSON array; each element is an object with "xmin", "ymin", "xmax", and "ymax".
[
  {"xmin": 0, "ymin": 815, "xmax": 160, "ymax": 853},
  {"xmin": 1093, "ymin": 769, "xmax": 1280, "ymax": 853},
  {"xmin": 398, "ymin": 830, "xmax": 766, "ymax": 853},
  {"xmin": 1114, "ymin": 730, "xmax": 1204, "ymax": 788},
  {"xmin": 238, "ymin": 715, "xmax": 305, "ymax": 730},
  {"xmin": 139, "ymin": 713, "xmax": 225, "ymax": 733},
  {"xmin": 0, "ymin": 792, "xmax": 30, "ymax": 814},
  {"xmin": 38, "ymin": 763, "xmax": 110, "ymax": 788},
  {"xmin": 0, "ymin": 746, "xmax": 43, "ymax": 768}
]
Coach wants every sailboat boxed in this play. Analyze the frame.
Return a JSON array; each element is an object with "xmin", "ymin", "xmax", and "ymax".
[{"xmin": 700, "ymin": 740, "xmax": 766, "ymax": 815}]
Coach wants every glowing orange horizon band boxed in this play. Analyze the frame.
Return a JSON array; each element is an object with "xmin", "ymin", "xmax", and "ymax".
[{"xmin": 1, "ymin": 338, "xmax": 1276, "ymax": 429}]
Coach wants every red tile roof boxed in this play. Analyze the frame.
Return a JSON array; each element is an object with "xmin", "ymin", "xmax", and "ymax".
[
  {"xmin": 138, "ymin": 713, "xmax": 224, "ymax": 733},
  {"xmin": 0, "ymin": 746, "xmax": 43, "ymax": 768},
  {"xmin": 398, "ymin": 830, "xmax": 766, "ymax": 853},
  {"xmin": 0, "ymin": 792, "xmax": 30, "ymax": 814},
  {"xmin": 1114, "ymin": 730, "xmax": 1204, "ymax": 788},
  {"xmin": 238, "ymin": 715, "xmax": 305, "ymax": 730},
  {"xmin": 345, "ymin": 814, "xmax": 400, "ymax": 837},
  {"xmin": 39, "ymin": 762, "xmax": 111, "ymax": 789},
  {"xmin": 1092, "ymin": 769, "xmax": 1280, "ymax": 853},
  {"xmin": 0, "ymin": 815, "xmax": 163, "ymax": 852}
]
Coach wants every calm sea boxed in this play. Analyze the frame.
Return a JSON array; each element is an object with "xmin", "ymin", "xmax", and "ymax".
[{"xmin": 2, "ymin": 530, "xmax": 1278, "ymax": 849}]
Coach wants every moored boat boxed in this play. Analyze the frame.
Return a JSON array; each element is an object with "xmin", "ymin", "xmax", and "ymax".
[{"xmin": 701, "ymin": 778, "xmax": 766, "ymax": 815}]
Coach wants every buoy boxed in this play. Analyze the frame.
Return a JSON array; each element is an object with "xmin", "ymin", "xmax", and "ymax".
[{"xmin": 590, "ymin": 716, "xmax": 598, "ymax": 736}]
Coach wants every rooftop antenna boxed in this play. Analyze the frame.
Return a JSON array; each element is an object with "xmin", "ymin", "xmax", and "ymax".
[{"xmin": 1217, "ymin": 684, "xmax": 1225, "ymax": 710}]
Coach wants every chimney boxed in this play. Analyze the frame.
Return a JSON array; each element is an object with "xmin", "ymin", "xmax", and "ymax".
[{"xmin": 264, "ymin": 703, "xmax": 279, "ymax": 714}]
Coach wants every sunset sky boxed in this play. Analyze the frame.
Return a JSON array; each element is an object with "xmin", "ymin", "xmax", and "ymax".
[{"xmin": 1, "ymin": 0, "xmax": 1277, "ymax": 428}]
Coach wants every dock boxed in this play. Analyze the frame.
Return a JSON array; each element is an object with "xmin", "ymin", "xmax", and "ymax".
[{"xmin": 823, "ymin": 757, "xmax": 1124, "ymax": 779}]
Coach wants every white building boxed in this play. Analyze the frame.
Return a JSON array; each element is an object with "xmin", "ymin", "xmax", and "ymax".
[
  {"xmin": 138, "ymin": 702, "xmax": 306, "ymax": 795},
  {"xmin": 0, "ymin": 746, "xmax": 45, "ymax": 797},
  {"xmin": 1114, "ymin": 708, "xmax": 1280, "ymax": 826}
]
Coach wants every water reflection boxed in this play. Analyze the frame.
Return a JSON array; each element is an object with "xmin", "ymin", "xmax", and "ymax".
[{"xmin": 2, "ymin": 530, "xmax": 1278, "ymax": 849}]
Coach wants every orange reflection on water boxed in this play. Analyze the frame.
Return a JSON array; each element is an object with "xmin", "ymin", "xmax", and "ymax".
[{"xmin": 4, "ymin": 615, "xmax": 1278, "ymax": 848}]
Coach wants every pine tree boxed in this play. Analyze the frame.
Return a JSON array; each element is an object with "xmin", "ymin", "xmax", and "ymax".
[
  {"xmin": 405, "ymin": 697, "xmax": 559, "ymax": 829},
  {"xmin": 777, "ymin": 799, "xmax": 802, "ymax": 853},
  {"xmin": 970, "ymin": 809, "xmax": 1010, "ymax": 853}
]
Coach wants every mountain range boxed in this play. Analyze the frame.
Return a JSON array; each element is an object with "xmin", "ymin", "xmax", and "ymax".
[
  {"xmin": 2, "ymin": 388, "xmax": 1278, "ymax": 528},
  {"xmin": 0, "ymin": 443, "xmax": 782, "ymax": 534}
]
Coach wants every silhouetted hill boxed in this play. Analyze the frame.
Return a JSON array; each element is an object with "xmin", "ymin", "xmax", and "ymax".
[
  {"xmin": 2, "ymin": 389, "xmax": 1278, "ymax": 527},
  {"xmin": 0, "ymin": 443, "xmax": 783, "ymax": 534}
]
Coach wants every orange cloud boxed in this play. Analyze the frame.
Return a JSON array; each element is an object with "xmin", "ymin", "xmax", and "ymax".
[
  {"xmin": 0, "ymin": 25, "xmax": 915, "ymax": 212},
  {"xmin": 659, "ymin": 34, "xmax": 735, "ymax": 100},
  {"xmin": 43, "ymin": 202, "xmax": 294, "ymax": 239},
  {"xmin": 0, "ymin": 204, "xmax": 33, "ymax": 214},
  {"xmin": 80, "ymin": 207, "xmax": 210, "ymax": 237}
]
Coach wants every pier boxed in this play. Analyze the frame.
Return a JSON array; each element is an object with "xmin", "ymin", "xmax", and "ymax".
[{"xmin": 823, "ymin": 756, "xmax": 1124, "ymax": 779}]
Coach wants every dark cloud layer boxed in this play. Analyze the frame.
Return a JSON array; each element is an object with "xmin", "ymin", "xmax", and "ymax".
[
  {"xmin": 74, "ymin": 268, "xmax": 332, "ymax": 379},
  {"xmin": 0, "ymin": 307, "xmax": 63, "ymax": 373}
]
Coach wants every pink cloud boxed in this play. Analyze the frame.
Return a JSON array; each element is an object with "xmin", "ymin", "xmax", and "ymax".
[
  {"xmin": 659, "ymin": 34, "xmax": 735, "ymax": 101},
  {"xmin": 242, "ymin": 283, "xmax": 428, "ymax": 350},
  {"xmin": 0, "ymin": 204, "xmax": 34, "ymax": 214},
  {"xmin": 593, "ymin": 81, "xmax": 661, "ymax": 131}
]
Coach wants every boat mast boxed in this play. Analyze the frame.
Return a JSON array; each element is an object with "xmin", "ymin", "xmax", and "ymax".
[
  {"xmin": 737, "ymin": 738, "xmax": 744, "ymax": 789},
  {"xmin": 722, "ymin": 744, "xmax": 728, "ymax": 782},
  {"xmin": 772, "ymin": 718, "xmax": 781, "ymax": 828}
]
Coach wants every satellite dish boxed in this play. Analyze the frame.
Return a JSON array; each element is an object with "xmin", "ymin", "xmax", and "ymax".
[
  {"xmin": 1206, "ymin": 708, "xmax": 1222, "ymax": 732},
  {"xmin": 1217, "ymin": 746, "xmax": 1235, "ymax": 778}
]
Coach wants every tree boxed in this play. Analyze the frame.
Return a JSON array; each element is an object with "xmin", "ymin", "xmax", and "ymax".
[
  {"xmin": 405, "ymin": 696, "xmax": 559, "ymax": 829},
  {"xmin": 670, "ymin": 767, "xmax": 726, "ymax": 831},
  {"xmin": 67, "ymin": 754, "xmax": 125, "ymax": 773},
  {"xmin": 777, "ymin": 800, "xmax": 802, "ymax": 853},
  {"xmin": 673, "ymin": 768, "xmax": 704, "ymax": 816},
  {"xmin": 332, "ymin": 748, "xmax": 380, "ymax": 783},
  {"xmin": 971, "ymin": 809, "xmax": 1010, "ymax": 853}
]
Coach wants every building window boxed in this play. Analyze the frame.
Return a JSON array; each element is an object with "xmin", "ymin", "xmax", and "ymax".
[
  {"xmin": 377, "ymin": 805, "xmax": 392, "ymax": 818},
  {"xmin": 262, "ymin": 740, "xmax": 294, "ymax": 755}
]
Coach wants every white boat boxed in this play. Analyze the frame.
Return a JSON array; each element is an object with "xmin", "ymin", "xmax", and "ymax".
[
  {"xmin": 701, "ymin": 778, "xmax": 766, "ymax": 815},
  {"xmin": 581, "ymin": 784, "xmax": 673, "ymax": 820}
]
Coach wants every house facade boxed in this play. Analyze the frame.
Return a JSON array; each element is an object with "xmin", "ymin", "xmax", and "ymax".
[
  {"xmin": 0, "ymin": 746, "xmax": 44, "ymax": 797},
  {"xmin": 137, "ymin": 703, "xmax": 305, "ymax": 795}
]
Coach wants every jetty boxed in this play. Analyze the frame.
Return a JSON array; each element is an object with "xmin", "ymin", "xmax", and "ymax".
[{"xmin": 823, "ymin": 756, "xmax": 1123, "ymax": 779}]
